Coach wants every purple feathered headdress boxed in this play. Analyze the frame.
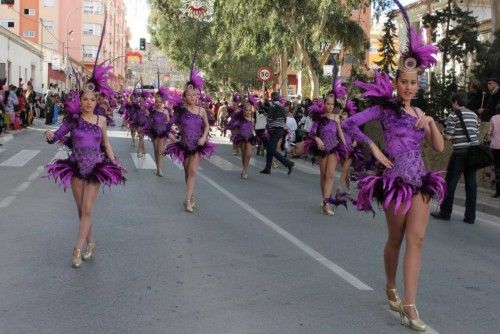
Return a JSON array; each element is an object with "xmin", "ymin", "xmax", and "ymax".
[
  {"xmin": 84, "ymin": 60, "xmax": 115, "ymax": 98},
  {"xmin": 186, "ymin": 68, "xmax": 205, "ymax": 91},
  {"xmin": 248, "ymin": 94, "xmax": 259, "ymax": 108},
  {"xmin": 157, "ymin": 86, "xmax": 169, "ymax": 101},
  {"xmin": 64, "ymin": 91, "xmax": 82, "ymax": 120},
  {"xmin": 330, "ymin": 79, "xmax": 347, "ymax": 100},
  {"xmin": 308, "ymin": 99, "xmax": 325, "ymax": 121},
  {"xmin": 166, "ymin": 89, "xmax": 182, "ymax": 108},
  {"xmin": 232, "ymin": 92, "xmax": 242, "ymax": 103},
  {"xmin": 393, "ymin": 0, "xmax": 438, "ymax": 73}
]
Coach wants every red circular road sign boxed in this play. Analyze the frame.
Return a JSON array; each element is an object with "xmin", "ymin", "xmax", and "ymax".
[{"xmin": 257, "ymin": 67, "xmax": 272, "ymax": 82}]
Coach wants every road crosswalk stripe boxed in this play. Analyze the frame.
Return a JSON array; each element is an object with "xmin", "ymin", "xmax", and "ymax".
[
  {"xmin": 0, "ymin": 150, "xmax": 40, "ymax": 167},
  {"xmin": 131, "ymin": 153, "xmax": 157, "ymax": 170}
]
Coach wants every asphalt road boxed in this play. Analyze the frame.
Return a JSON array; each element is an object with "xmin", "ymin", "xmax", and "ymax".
[{"xmin": 0, "ymin": 119, "xmax": 498, "ymax": 334}]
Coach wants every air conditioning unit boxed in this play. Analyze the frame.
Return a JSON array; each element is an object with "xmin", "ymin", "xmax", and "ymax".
[{"xmin": 1, "ymin": 1, "xmax": 15, "ymax": 5}]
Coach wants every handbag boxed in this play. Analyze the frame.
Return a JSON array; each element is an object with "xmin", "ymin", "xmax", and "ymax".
[{"xmin": 455, "ymin": 110, "xmax": 493, "ymax": 170}]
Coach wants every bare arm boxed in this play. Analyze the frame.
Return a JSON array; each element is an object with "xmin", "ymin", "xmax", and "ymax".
[
  {"xmin": 415, "ymin": 108, "xmax": 444, "ymax": 152},
  {"xmin": 99, "ymin": 118, "xmax": 115, "ymax": 161},
  {"xmin": 198, "ymin": 107, "xmax": 209, "ymax": 146},
  {"xmin": 335, "ymin": 115, "xmax": 346, "ymax": 145}
]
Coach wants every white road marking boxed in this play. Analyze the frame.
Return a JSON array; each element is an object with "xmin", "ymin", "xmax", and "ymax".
[
  {"xmin": 50, "ymin": 149, "xmax": 69, "ymax": 161},
  {"xmin": 0, "ymin": 134, "xmax": 13, "ymax": 143},
  {"xmin": 28, "ymin": 166, "xmax": 45, "ymax": 181},
  {"xmin": 199, "ymin": 171, "xmax": 373, "ymax": 291},
  {"xmin": 209, "ymin": 155, "xmax": 240, "ymax": 171},
  {"xmin": 13, "ymin": 182, "xmax": 31, "ymax": 195},
  {"xmin": 0, "ymin": 196, "xmax": 16, "ymax": 208},
  {"xmin": 0, "ymin": 149, "xmax": 40, "ymax": 167},
  {"xmin": 131, "ymin": 153, "xmax": 156, "ymax": 170},
  {"xmin": 385, "ymin": 307, "xmax": 440, "ymax": 334}
]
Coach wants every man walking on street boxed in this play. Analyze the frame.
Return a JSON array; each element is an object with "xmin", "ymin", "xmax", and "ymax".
[
  {"xmin": 260, "ymin": 92, "xmax": 294, "ymax": 175},
  {"xmin": 432, "ymin": 92, "xmax": 480, "ymax": 224}
]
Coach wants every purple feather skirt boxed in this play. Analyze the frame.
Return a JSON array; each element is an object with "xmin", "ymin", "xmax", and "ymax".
[
  {"xmin": 355, "ymin": 150, "xmax": 446, "ymax": 215},
  {"xmin": 163, "ymin": 141, "xmax": 216, "ymax": 164},
  {"xmin": 303, "ymin": 137, "xmax": 349, "ymax": 161},
  {"xmin": 46, "ymin": 149, "xmax": 126, "ymax": 191}
]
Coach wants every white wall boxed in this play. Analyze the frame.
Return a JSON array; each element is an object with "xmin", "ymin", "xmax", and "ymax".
[{"xmin": 0, "ymin": 30, "xmax": 43, "ymax": 92}]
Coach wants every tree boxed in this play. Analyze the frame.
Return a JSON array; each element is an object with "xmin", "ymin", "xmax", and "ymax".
[
  {"xmin": 472, "ymin": 29, "xmax": 500, "ymax": 85},
  {"xmin": 374, "ymin": 12, "xmax": 397, "ymax": 74}
]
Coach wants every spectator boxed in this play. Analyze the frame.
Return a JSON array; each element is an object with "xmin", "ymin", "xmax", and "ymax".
[
  {"xmin": 5, "ymin": 85, "xmax": 18, "ymax": 129},
  {"xmin": 44, "ymin": 91, "xmax": 54, "ymax": 125},
  {"xmin": 284, "ymin": 104, "xmax": 297, "ymax": 155},
  {"xmin": 16, "ymin": 87, "xmax": 27, "ymax": 127},
  {"xmin": 34, "ymin": 95, "xmax": 43, "ymax": 119},
  {"xmin": 254, "ymin": 99, "xmax": 267, "ymax": 156},
  {"xmin": 466, "ymin": 79, "xmax": 482, "ymax": 114},
  {"xmin": 52, "ymin": 94, "xmax": 63, "ymax": 124},
  {"xmin": 432, "ymin": 92, "xmax": 479, "ymax": 224},
  {"xmin": 218, "ymin": 101, "xmax": 228, "ymax": 136},
  {"xmin": 489, "ymin": 104, "xmax": 500, "ymax": 198},
  {"xmin": 478, "ymin": 77, "xmax": 500, "ymax": 122},
  {"xmin": 25, "ymin": 82, "xmax": 35, "ymax": 126}
]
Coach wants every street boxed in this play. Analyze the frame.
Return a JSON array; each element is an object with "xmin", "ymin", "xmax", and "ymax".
[{"xmin": 0, "ymin": 120, "xmax": 499, "ymax": 334}]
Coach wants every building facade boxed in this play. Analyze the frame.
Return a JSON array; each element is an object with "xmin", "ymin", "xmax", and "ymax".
[{"xmin": 0, "ymin": 0, "xmax": 127, "ymax": 90}]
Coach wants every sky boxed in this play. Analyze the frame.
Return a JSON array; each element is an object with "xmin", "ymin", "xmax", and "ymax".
[{"xmin": 124, "ymin": 0, "xmax": 151, "ymax": 49}]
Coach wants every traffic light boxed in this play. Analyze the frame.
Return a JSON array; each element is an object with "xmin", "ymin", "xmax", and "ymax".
[{"xmin": 139, "ymin": 38, "xmax": 146, "ymax": 51}]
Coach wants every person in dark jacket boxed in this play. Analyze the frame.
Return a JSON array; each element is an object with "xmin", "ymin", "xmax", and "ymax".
[{"xmin": 478, "ymin": 78, "xmax": 500, "ymax": 122}]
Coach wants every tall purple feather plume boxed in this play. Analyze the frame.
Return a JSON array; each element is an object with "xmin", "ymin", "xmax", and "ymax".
[
  {"xmin": 89, "ymin": 61, "xmax": 114, "ymax": 98},
  {"xmin": 392, "ymin": 0, "xmax": 411, "ymax": 49},
  {"xmin": 409, "ymin": 27, "xmax": 438, "ymax": 69},
  {"xmin": 354, "ymin": 70, "xmax": 393, "ymax": 99},
  {"xmin": 332, "ymin": 79, "xmax": 347, "ymax": 100},
  {"xmin": 166, "ymin": 89, "xmax": 182, "ymax": 107},
  {"xmin": 188, "ymin": 68, "xmax": 205, "ymax": 91}
]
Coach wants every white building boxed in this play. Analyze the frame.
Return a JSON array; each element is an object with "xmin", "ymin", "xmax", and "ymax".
[{"xmin": 0, "ymin": 26, "xmax": 43, "ymax": 92}]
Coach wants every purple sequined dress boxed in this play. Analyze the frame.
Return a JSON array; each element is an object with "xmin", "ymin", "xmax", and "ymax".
[
  {"xmin": 163, "ymin": 106, "xmax": 216, "ymax": 163},
  {"xmin": 342, "ymin": 105, "xmax": 446, "ymax": 214},
  {"xmin": 45, "ymin": 117, "xmax": 126, "ymax": 191},
  {"xmin": 143, "ymin": 108, "xmax": 172, "ymax": 140},
  {"xmin": 303, "ymin": 117, "xmax": 348, "ymax": 160},
  {"xmin": 225, "ymin": 110, "xmax": 257, "ymax": 145},
  {"xmin": 127, "ymin": 104, "xmax": 146, "ymax": 129}
]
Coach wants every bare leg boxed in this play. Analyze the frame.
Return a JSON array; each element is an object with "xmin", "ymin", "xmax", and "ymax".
[
  {"xmin": 138, "ymin": 133, "xmax": 145, "ymax": 155},
  {"xmin": 339, "ymin": 158, "xmax": 352, "ymax": 191},
  {"xmin": 318, "ymin": 156, "xmax": 327, "ymax": 199},
  {"xmin": 130, "ymin": 128, "xmax": 136, "ymax": 143},
  {"xmin": 323, "ymin": 153, "xmax": 338, "ymax": 199},
  {"xmin": 243, "ymin": 142, "xmax": 252, "ymax": 173},
  {"xmin": 384, "ymin": 202, "xmax": 407, "ymax": 301},
  {"xmin": 402, "ymin": 195, "xmax": 431, "ymax": 319},
  {"xmin": 184, "ymin": 153, "xmax": 200, "ymax": 204},
  {"xmin": 74, "ymin": 181, "xmax": 100, "ymax": 249}
]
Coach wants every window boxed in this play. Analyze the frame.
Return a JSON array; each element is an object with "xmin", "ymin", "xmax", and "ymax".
[
  {"xmin": 42, "ymin": 0, "xmax": 55, "ymax": 6},
  {"xmin": 82, "ymin": 23, "xmax": 102, "ymax": 36},
  {"xmin": 82, "ymin": 45, "xmax": 98, "ymax": 59},
  {"xmin": 24, "ymin": 8, "xmax": 36, "ymax": 16},
  {"xmin": 0, "ymin": 20, "xmax": 15, "ymax": 28},
  {"xmin": 23, "ymin": 31, "xmax": 36, "ymax": 38},
  {"xmin": 43, "ymin": 20, "xmax": 54, "ymax": 31},
  {"xmin": 83, "ymin": 1, "xmax": 102, "ymax": 14}
]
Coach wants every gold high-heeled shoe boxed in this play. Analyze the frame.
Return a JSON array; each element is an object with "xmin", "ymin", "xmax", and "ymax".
[
  {"xmin": 321, "ymin": 203, "xmax": 335, "ymax": 216},
  {"xmin": 241, "ymin": 171, "xmax": 248, "ymax": 179},
  {"xmin": 82, "ymin": 242, "xmax": 96, "ymax": 261},
  {"xmin": 385, "ymin": 288, "xmax": 401, "ymax": 312},
  {"xmin": 184, "ymin": 201, "xmax": 194, "ymax": 213},
  {"xmin": 399, "ymin": 304, "xmax": 427, "ymax": 332},
  {"xmin": 72, "ymin": 248, "xmax": 82, "ymax": 268}
]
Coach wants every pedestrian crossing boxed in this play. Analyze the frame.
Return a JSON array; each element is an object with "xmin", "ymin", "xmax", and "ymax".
[{"xmin": 0, "ymin": 146, "xmax": 319, "ymax": 176}]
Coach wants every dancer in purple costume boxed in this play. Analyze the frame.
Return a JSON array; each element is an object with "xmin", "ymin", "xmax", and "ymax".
[
  {"xmin": 143, "ymin": 90, "xmax": 172, "ymax": 177},
  {"xmin": 45, "ymin": 89, "xmax": 126, "ymax": 268},
  {"xmin": 303, "ymin": 95, "xmax": 347, "ymax": 215},
  {"xmin": 128, "ymin": 94, "xmax": 147, "ymax": 157},
  {"xmin": 95, "ymin": 94, "xmax": 115, "ymax": 127},
  {"xmin": 226, "ymin": 95, "xmax": 258, "ymax": 179},
  {"xmin": 342, "ymin": 3, "xmax": 443, "ymax": 328},
  {"xmin": 228, "ymin": 93, "xmax": 242, "ymax": 155},
  {"xmin": 163, "ymin": 68, "xmax": 215, "ymax": 213}
]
